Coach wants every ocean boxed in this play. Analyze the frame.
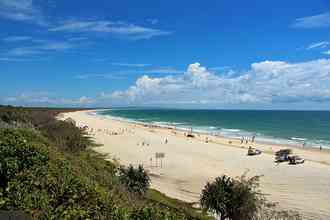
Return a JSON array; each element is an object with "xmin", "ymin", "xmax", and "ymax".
[{"xmin": 98, "ymin": 109, "xmax": 330, "ymax": 149}]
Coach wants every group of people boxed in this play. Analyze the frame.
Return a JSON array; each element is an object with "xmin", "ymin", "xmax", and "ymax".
[{"xmin": 81, "ymin": 125, "xmax": 134, "ymax": 137}]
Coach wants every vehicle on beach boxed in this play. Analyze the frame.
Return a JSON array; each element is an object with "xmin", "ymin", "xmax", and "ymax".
[
  {"xmin": 186, "ymin": 133, "xmax": 195, "ymax": 138},
  {"xmin": 247, "ymin": 146, "xmax": 262, "ymax": 156},
  {"xmin": 275, "ymin": 149, "xmax": 292, "ymax": 162},
  {"xmin": 288, "ymin": 155, "xmax": 305, "ymax": 165}
]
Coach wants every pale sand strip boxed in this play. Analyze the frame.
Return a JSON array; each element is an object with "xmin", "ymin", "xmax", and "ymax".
[{"xmin": 61, "ymin": 110, "xmax": 330, "ymax": 219}]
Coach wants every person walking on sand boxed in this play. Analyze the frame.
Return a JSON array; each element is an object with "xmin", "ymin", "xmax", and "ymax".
[{"xmin": 165, "ymin": 138, "xmax": 168, "ymax": 144}]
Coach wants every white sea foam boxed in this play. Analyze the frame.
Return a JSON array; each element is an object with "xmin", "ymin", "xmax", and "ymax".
[
  {"xmin": 95, "ymin": 110, "xmax": 330, "ymax": 150},
  {"xmin": 290, "ymin": 137, "xmax": 306, "ymax": 141}
]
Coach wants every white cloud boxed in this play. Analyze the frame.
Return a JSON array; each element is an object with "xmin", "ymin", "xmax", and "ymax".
[
  {"xmin": 143, "ymin": 67, "xmax": 183, "ymax": 74},
  {"xmin": 323, "ymin": 50, "xmax": 330, "ymax": 55},
  {"xmin": 0, "ymin": 0, "xmax": 46, "ymax": 25},
  {"xmin": 5, "ymin": 92, "xmax": 94, "ymax": 106},
  {"xmin": 209, "ymin": 66, "xmax": 231, "ymax": 71},
  {"xmin": 307, "ymin": 41, "xmax": 330, "ymax": 50},
  {"xmin": 292, "ymin": 12, "xmax": 330, "ymax": 28},
  {"xmin": 49, "ymin": 20, "xmax": 172, "ymax": 40},
  {"xmin": 6, "ymin": 59, "xmax": 330, "ymax": 108},
  {"xmin": 0, "ymin": 57, "xmax": 28, "ymax": 62},
  {"xmin": 67, "ymin": 37, "xmax": 88, "ymax": 42},
  {"xmin": 106, "ymin": 60, "xmax": 330, "ymax": 106},
  {"xmin": 40, "ymin": 42, "xmax": 73, "ymax": 51},
  {"xmin": 110, "ymin": 63, "xmax": 151, "ymax": 67},
  {"xmin": 6, "ymin": 41, "xmax": 74, "ymax": 56},
  {"xmin": 76, "ymin": 96, "xmax": 94, "ymax": 105},
  {"xmin": 3, "ymin": 36, "xmax": 32, "ymax": 42},
  {"xmin": 7, "ymin": 47, "xmax": 41, "ymax": 56},
  {"xmin": 75, "ymin": 67, "xmax": 182, "ymax": 80},
  {"xmin": 76, "ymin": 73, "xmax": 127, "ymax": 80}
]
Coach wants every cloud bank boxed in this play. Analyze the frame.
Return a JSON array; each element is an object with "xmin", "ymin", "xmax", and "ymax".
[
  {"xmin": 4, "ymin": 92, "xmax": 93, "ymax": 106},
  {"xmin": 106, "ymin": 59, "xmax": 330, "ymax": 107},
  {"xmin": 4, "ymin": 59, "xmax": 330, "ymax": 109}
]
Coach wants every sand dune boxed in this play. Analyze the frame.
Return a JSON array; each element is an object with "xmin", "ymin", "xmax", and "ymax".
[{"xmin": 61, "ymin": 110, "xmax": 330, "ymax": 219}]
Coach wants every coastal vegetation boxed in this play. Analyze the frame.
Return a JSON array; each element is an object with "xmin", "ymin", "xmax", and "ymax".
[
  {"xmin": 201, "ymin": 175, "xmax": 302, "ymax": 220},
  {"xmin": 0, "ymin": 105, "xmax": 301, "ymax": 219},
  {"xmin": 0, "ymin": 106, "xmax": 210, "ymax": 219},
  {"xmin": 119, "ymin": 165, "xmax": 151, "ymax": 197},
  {"xmin": 201, "ymin": 175, "xmax": 262, "ymax": 220}
]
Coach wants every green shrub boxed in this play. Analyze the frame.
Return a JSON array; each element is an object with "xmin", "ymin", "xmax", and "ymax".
[
  {"xmin": 0, "ymin": 106, "xmax": 31, "ymax": 125},
  {"xmin": 0, "ymin": 129, "xmax": 49, "ymax": 191},
  {"xmin": 129, "ymin": 205, "xmax": 185, "ymax": 220},
  {"xmin": 0, "ymin": 129, "xmax": 117, "ymax": 219},
  {"xmin": 200, "ymin": 174, "xmax": 302, "ymax": 220},
  {"xmin": 200, "ymin": 175, "xmax": 262, "ymax": 220},
  {"xmin": 0, "ymin": 106, "xmax": 212, "ymax": 220},
  {"xmin": 119, "ymin": 165, "xmax": 150, "ymax": 197},
  {"xmin": 41, "ymin": 121, "xmax": 91, "ymax": 153}
]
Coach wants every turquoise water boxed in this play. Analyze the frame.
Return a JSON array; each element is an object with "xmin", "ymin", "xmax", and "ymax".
[{"xmin": 98, "ymin": 109, "xmax": 330, "ymax": 149}]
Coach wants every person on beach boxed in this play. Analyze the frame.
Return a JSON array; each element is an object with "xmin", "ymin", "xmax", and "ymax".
[
  {"xmin": 165, "ymin": 138, "xmax": 168, "ymax": 144},
  {"xmin": 320, "ymin": 145, "xmax": 322, "ymax": 150}
]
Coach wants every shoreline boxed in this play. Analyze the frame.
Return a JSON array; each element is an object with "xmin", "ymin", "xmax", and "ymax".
[
  {"xmin": 96, "ymin": 109, "xmax": 330, "ymax": 151},
  {"xmin": 94, "ymin": 110, "xmax": 330, "ymax": 166},
  {"xmin": 61, "ymin": 110, "xmax": 330, "ymax": 219}
]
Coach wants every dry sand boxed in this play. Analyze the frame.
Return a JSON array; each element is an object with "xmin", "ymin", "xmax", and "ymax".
[{"xmin": 61, "ymin": 110, "xmax": 330, "ymax": 219}]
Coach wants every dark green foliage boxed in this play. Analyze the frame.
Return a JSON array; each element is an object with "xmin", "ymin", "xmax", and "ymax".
[
  {"xmin": 0, "ymin": 105, "xmax": 94, "ymax": 153},
  {"xmin": 68, "ymin": 150, "xmax": 118, "ymax": 190},
  {"xmin": 200, "ymin": 175, "xmax": 262, "ymax": 220},
  {"xmin": 0, "ymin": 106, "xmax": 209, "ymax": 220},
  {"xmin": 129, "ymin": 205, "xmax": 185, "ymax": 220},
  {"xmin": 0, "ymin": 106, "xmax": 31, "ymax": 125},
  {"xmin": 0, "ymin": 129, "xmax": 117, "ymax": 219},
  {"xmin": 40, "ymin": 120, "xmax": 91, "ymax": 153},
  {"xmin": 119, "ymin": 165, "xmax": 150, "ymax": 196},
  {"xmin": 0, "ymin": 129, "xmax": 49, "ymax": 191},
  {"xmin": 200, "ymin": 175, "xmax": 302, "ymax": 220}
]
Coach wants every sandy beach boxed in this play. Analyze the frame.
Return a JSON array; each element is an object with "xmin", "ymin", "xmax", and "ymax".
[{"xmin": 61, "ymin": 110, "xmax": 330, "ymax": 219}]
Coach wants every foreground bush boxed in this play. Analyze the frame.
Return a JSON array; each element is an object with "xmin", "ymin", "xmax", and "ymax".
[
  {"xmin": 0, "ymin": 129, "xmax": 49, "ymax": 191},
  {"xmin": 119, "ymin": 165, "xmax": 151, "ymax": 197},
  {"xmin": 0, "ymin": 127, "xmax": 203, "ymax": 219},
  {"xmin": 201, "ymin": 175, "xmax": 262, "ymax": 220},
  {"xmin": 200, "ymin": 174, "xmax": 301, "ymax": 220},
  {"xmin": 40, "ymin": 120, "xmax": 91, "ymax": 153},
  {"xmin": 0, "ymin": 129, "xmax": 119, "ymax": 219}
]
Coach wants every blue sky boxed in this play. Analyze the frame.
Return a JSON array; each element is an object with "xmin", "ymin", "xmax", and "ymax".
[{"xmin": 1, "ymin": 0, "xmax": 330, "ymax": 109}]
